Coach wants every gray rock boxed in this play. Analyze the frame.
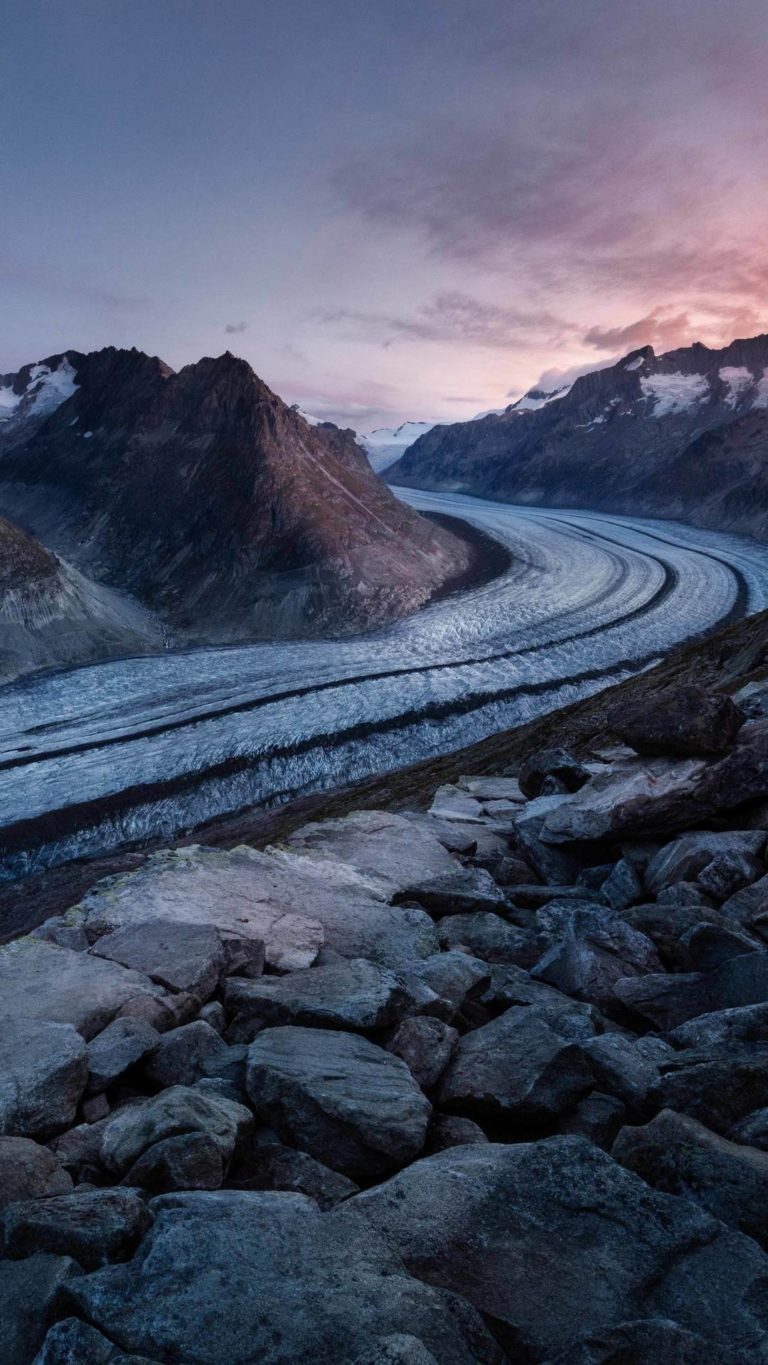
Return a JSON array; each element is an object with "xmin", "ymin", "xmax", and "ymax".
[
  {"xmin": 386, "ymin": 1017, "xmax": 458, "ymax": 1091},
  {"xmin": 86, "ymin": 1018, "xmax": 160, "ymax": 1094},
  {"xmin": 348, "ymin": 1137, "xmax": 768, "ymax": 1362},
  {"xmin": 600, "ymin": 858, "xmax": 643, "ymax": 910},
  {"xmin": 0, "ymin": 1018, "xmax": 88, "ymax": 1139},
  {"xmin": 698, "ymin": 850, "xmax": 764, "ymax": 901},
  {"xmin": 143, "ymin": 1020, "xmax": 245, "ymax": 1089},
  {"xmin": 225, "ymin": 957, "xmax": 410, "ymax": 1039},
  {"xmin": 620, "ymin": 901, "xmax": 724, "ymax": 971},
  {"xmin": 531, "ymin": 906, "xmax": 661, "ymax": 1012},
  {"xmin": 437, "ymin": 1007, "xmax": 593, "ymax": 1125},
  {"xmin": 613, "ymin": 685, "xmax": 745, "ymax": 758},
  {"xmin": 457, "ymin": 775, "xmax": 525, "ymax": 802},
  {"xmin": 540, "ymin": 756, "xmax": 708, "ymax": 844},
  {"xmin": 396, "ymin": 867, "xmax": 511, "ymax": 917},
  {"xmin": 731, "ymin": 1107, "xmax": 768, "ymax": 1150},
  {"xmin": 279, "ymin": 809, "xmax": 460, "ymax": 898},
  {"xmin": 348, "ymin": 1336, "xmax": 439, "ymax": 1365},
  {"xmin": 428, "ymin": 785, "xmax": 489, "ymax": 824},
  {"xmin": 123, "ymin": 1131, "xmax": 226, "ymax": 1192},
  {"xmin": 615, "ymin": 950, "xmax": 768, "ymax": 1029},
  {"xmin": 403, "ymin": 952, "xmax": 490, "ymax": 1018},
  {"xmin": 436, "ymin": 911, "xmax": 528, "ymax": 963},
  {"xmin": 479, "ymin": 964, "xmax": 602, "ymax": 1041},
  {"xmin": 0, "ymin": 1254, "xmax": 79, "ymax": 1365},
  {"xmin": 657, "ymin": 881, "xmax": 716, "ymax": 907},
  {"xmin": 651, "ymin": 1043, "xmax": 768, "ymax": 1133},
  {"xmin": 246, "ymin": 1026, "xmax": 431, "ymax": 1180},
  {"xmin": 541, "ymin": 1317, "xmax": 725, "ymax": 1365},
  {"xmin": 91, "ymin": 920, "xmax": 226, "ymax": 1001},
  {"xmin": 582, "ymin": 1033, "xmax": 673, "ymax": 1111},
  {"xmin": 613, "ymin": 1108, "xmax": 768, "ymax": 1246},
  {"xmin": 0, "ymin": 939, "xmax": 165, "ymax": 1040},
  {"xmin": 667, "ymin": 1001, "xmax": 768, "ymax": 1049},
  {"xmin": 199, "ymin": 1000, "xmax": 226, "ymax": 1033},
  {"xmin": 79, "ymin": 845, "xmax": 325, "ymax": 971},
  {"xmin": 34, "ymin": 1317, "xmax": 155, "ymax": 1364},
  {"xmin": 229, "ymin": 1142, "xmax": 359, "ymax": 1209},
  {"xmin": 2, "ymin": 1188, "xmax": 152, "ymax": 1269},
  {"xmin": 100, "ymin": 1086, "xmax": 253, "ymax": 1177},
  {"xmin": 683, "ymin": 921, "xmax": 761, "ymax": 972},
  {"xmin": 720, "ymin": 873, "xmax": 768, "ymax": 929},
  {"xmin": 518, "ymin": 748, "xmax": 590, "ymax": 799},
  {"xmin": 426, "ymin": 1115, "xmax": 489, "ymax": 1152},
  {"xmin": 511, "ymin": 797, "xmax": 584, "ymax": 883},
  {"xmin": 559, "ymin": 1092, "xmax": 627, "ymax": 1149},
  {"xmin": 0, "ymin": 1137, "xmax": 72, "ymax": 1211},
  {"xmin": 63, "ymin": 1189, "xmax": 503, "ymax": 1364},
  {"xmin": 49, "ymin": 1119, "xmax": 113, "ymax": 1184},
  {"xmin": 644, "ymin": 830, "xmax": 765, "ymax": 895}
]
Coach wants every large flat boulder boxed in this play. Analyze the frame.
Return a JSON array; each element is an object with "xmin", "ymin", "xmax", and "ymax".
[
  {"xmin": 615, "ymin": 950, "xmax": 768, "ymax": 1029},
  {"xmin": 275, "ymin": 810, "xmax": 460, "ymax": 899},
  {"xmin": 645, "ymin": 831, "xmax": 766, "ymax": 896},
  {"xmin": 3, "ymin": 1188, "xmax": 153, "ymax": 1269},
  {"xmin": 540, "ymin": 757, "xmax": 708, "ymax": 844},
  {"xmin": 246, "ymin": 1026, "xmax": 431, "ymax": 1180},
  {"xmin": 78, "ymin": 847, "xmax": 325, "ymax": 971},
  {"xmin": 90, "ymin": 920, "xmax": 227, "ymax": 1001},
  {"xmin": 0, "ymin": 939, "xmax": 164, "ymax": 1039},
  {"xmin": 347, "ymin": 1137, "xmax": 768, "ymax": 1363},
  {"xmin": 100, "ymin": 1086, "xmax": 253, "ymax": 1178},
  {"xmin": 0, "ymin": 1018, "xmax": 88, "ymax": 1139},
  {"xmin": 62, "ymin": 1190, "xmax": 503, "ymax": 1364},
  {"xmin": 612, "ymin": 686, "xmax": 745, "ymax": 758}
]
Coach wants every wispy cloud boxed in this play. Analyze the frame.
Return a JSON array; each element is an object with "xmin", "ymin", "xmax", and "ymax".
[
  {"xmin": 317, "ymin": 291, "xmax": 576, "ymax": 351},
  {"xmin": 224, "ymin": 321, "xmax": 248, "ymax": 334}
]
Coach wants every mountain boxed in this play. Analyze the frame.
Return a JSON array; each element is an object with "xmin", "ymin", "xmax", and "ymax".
[
  {"xmin": 359, "ymin": 421, "xmax": 437, "ymax": 473},
  {"xmin": 0, "ymin": 514, "xmax": 161, "ymax": 683},
  {"xmin": 0, "ymin": 347, "xmax": 472, "ymax": 646},
  {"xmin": 388, "ymin": 335, "xmax": 768, "ymax": 540}
]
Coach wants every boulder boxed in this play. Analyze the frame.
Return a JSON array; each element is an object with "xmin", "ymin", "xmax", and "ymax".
[
  {"xmin": 456, "ymin": 775, "xmax": 525, "ymax": 803},
  {"xmin": 436, "ymin": 911, "xmax": 528, "ymax": 964},
  {"xmin": 731, "ymin": 1108, "xmax": 768, "ymax": 1150},
  {"xmin": 100, "ymin": 1086, "xmax": 252, "ymax": 1178},
  {"xmin": 479, "ymin": 964, "xmax": 602, "ymax": 1041},
  {"xmin": 683, "ymin": 922, "xmax": 761, "ymax": 972},
  {"xmin": 49, "ymin": 1119, "xmax": 113, "ymax": 1185},
  {"xmin": 582, "ymin": 1034, "xmax": 673, "ymax": 1112},
  {"xmin": 620, "ymin": 901, "xmax": 724, "ymax": 971},
  {"xmin": 0, "ymin": 939, "xmax": 165, "ymax": 1039},
  {"xmin": 278, "ymin": 809, "xmax": 460, "ymax": 899},
  {"xmin": 615, "ymin": 951, "xmax": 768, "ymax": 1029},
  {"xmin": 225, "ymin": 958, "xmax": 410, "ymax": 1039},
  {"xmin": 228, "ymin": 1142, "xmax": 359, "ymax": 1209},
  {"xmin": 613, "ymin": 1108, "xmax": 768, "ymax": 1245},
  {"xmin": 428, "ymin": 786, "xmax": 489, "ymax": 824},
  {"xmin": 78, "ymin": 846, "xmax": 325, "ymax": 971},
  {"xmin": 348, "ymin": 1137, "xmax": 768, "ymax": 1363},
  {"xmin": 425, "ymin": 1115, "xmax": 489, "ymax": 1153},
  {"xmin": 720, "ymin": 873, "xmax": 768, "ymax": 929},
  {"xmin": 651, "ymin": 1043, "xmax": 768, "ymax": 1133},
  {"xmin": 612, "ymin": 685, "xmax": 745, "ymax": 757},
  {"xmin": 541, "ymin": 1317, "xmax": 725, "ymax": 1365},
  {"xmin": 0, "ymin": 1137, "xmax": 72, "ymax": 1211},
  {"xmin": 510, "ymin": 797, "xmax": 584, "ymax": 883},
  {"xmin": 246, "ymin": 1027, "xmax": 431, "ymax": 1180},
  {"xmin": 394, "ymin": 867, "xmax": 510, "ymax": 917},
  {"xmin": 33, "ymin": 1316, "xmax": 155, "ymax": 1363},
  {"xmin": 348, "ymin": 1335, "xmax": 440, "ymax": 1365},
  {"xmin": 559, "ymin": 1092, "xmax": 627, "ymax": 1149},
  {"xmin": 698, "ymin": 851, "xmax": 764, "ymax": 901},
  {"xmin": 436, "ymin": 1008, "xmax": 593, "ymax": 1126},
  {"xmin": 143, "ymin": 1021, "xmax": 245, "ymax": 1089},
  {"xmin": 386, "ymin": 1018, "xmax": 458, "ymax": 1091},
  {"xmin": 123, "ymin": 1132, "xmax": 226, "ymax": 1192},
  {"xmin": 403, "ymin": 952, "xmax": 490, "ymax": 1019},
  {"xmin": 90, "ymin": 920, "xmax": 227, "ymax": 1001},
  {"xmin": 657, "ymin": 881, "xmax": 715, "ymax": 907},
  {"xmin": 2, "ymin": 1188, "xmax": 153, "ymax": 1269},
  {"xmin": 0, "ymin": 1018, "xmax": 88, "ymax": 1139},
  {"xmin": 667, "ymin": 1001, "xmax": 768, "ymax": 1049},
  {"xmin": 63, "ymin": 1190, "xmax": 503, "ymax": 1364},
  {"xmin": 644, "ymin": 830, "xmax": 765, "ymax": 895},
  {"xmin": 86, "ymin": 1018, "xmax": 160, "ymax": 1093},
  {"xmin": 0, "ymin": 1254, "xmax": 79, "ymax": 1365},
  {"xmin": 519, "ymin": 748, "xmax": 590, "ymax": 799},
  {"xmin": 599, "ymin": 858, "xmax": 643, "ymax": 911},
  {"xmin": 531, "ymin": 906, "xmax": 661, "ymax": 1012},
  {"xmin": 540, "ymin": 756, "xmax": 708, "ymax": 844}
]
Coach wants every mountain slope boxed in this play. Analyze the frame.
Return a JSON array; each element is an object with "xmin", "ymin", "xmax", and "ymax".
[
  {"xmin": 388, "ymin": 334, "xmax": 768, "ymax": 540},
  {"xmin": 0, "ymin": 348, "xmax": 472, "ymax": 642},
  {"xmin": 0, "ymin": 514, "xmax": 162, "ymax": 683}
]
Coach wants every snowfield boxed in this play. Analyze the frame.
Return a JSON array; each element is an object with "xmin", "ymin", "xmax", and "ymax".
[{"xmin": 3, "ymin": 487, "xmax": 768, "ymax": 878}]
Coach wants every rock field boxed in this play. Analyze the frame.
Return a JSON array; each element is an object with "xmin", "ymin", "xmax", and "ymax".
[{"xmin": 6, "ymin": 682, "xmax": 768, "ymax": 1361}]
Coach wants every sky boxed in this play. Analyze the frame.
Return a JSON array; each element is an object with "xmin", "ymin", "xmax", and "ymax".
[{"xmin": 2, "ymin": 0, "xmax": 768, "ymax": 430}]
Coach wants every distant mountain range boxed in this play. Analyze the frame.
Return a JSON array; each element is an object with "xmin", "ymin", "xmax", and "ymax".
[
  {"xmin": 359, "ymin": 421, "xmax": 438, "ymax": 473},
  {"xmin": 0, "ymin": 348, "xmax": 471, "ymax": 680},
  {"xmin": 387, "ymin": 335, "xmax": 768, "ymax": 540}
]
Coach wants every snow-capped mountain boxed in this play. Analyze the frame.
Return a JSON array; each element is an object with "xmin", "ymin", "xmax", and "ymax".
[
  {"xmin": 0, "ymin": 347, "xmax": 472, "ymax": 657},
  {"xmin": 359, "ymin": 421, "xmax": 437, "ymax": 473},
  {"xmin": 387, "ymin": 335, "xmax": 768, "ymax": 541}
]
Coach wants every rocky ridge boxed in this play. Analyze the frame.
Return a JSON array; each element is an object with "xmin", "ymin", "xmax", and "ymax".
[
  {"xmin": 389, "ymin": 332, "xmax": 768, "ymax": 541},
  {"xmin": 8, "ymin": 678, "xmax": 768, "ymax": 1358},
  {"xmin": 0, "ymin": 347, "xmax": 472, "ymax": 660}
]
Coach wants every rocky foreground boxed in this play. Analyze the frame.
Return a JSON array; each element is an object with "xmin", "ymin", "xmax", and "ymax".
[{"xmin": 8, "ymin": 686, "xmax": 768, "ymax": 1360}]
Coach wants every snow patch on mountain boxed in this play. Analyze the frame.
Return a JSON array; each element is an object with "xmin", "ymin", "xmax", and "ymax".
[
  {"xmin": 720, "ymin": 366, "xmax": 753, "ymax": 407},
  {"xmin": 512, "ymin": 384, "xmax": 572, "ymax": 413},
  {"xmin": 753, "ymin": 369, "xmax": 768, "ymax": 409},
  {"xmin": 360, "ymin": 421, "xmax": 437, "ymax": 472},
  {"xmin": 0, "ymin": 357, "xmax": 78, "ymax": 428},
  {"xmin": 640, "ymin": 371, "xmax": 709, "ymax": 417}
]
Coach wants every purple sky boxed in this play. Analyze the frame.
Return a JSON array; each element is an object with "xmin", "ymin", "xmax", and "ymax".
[{"xmin": 3, "ymin": 0, "xmax": 768, "ymax": 428}]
